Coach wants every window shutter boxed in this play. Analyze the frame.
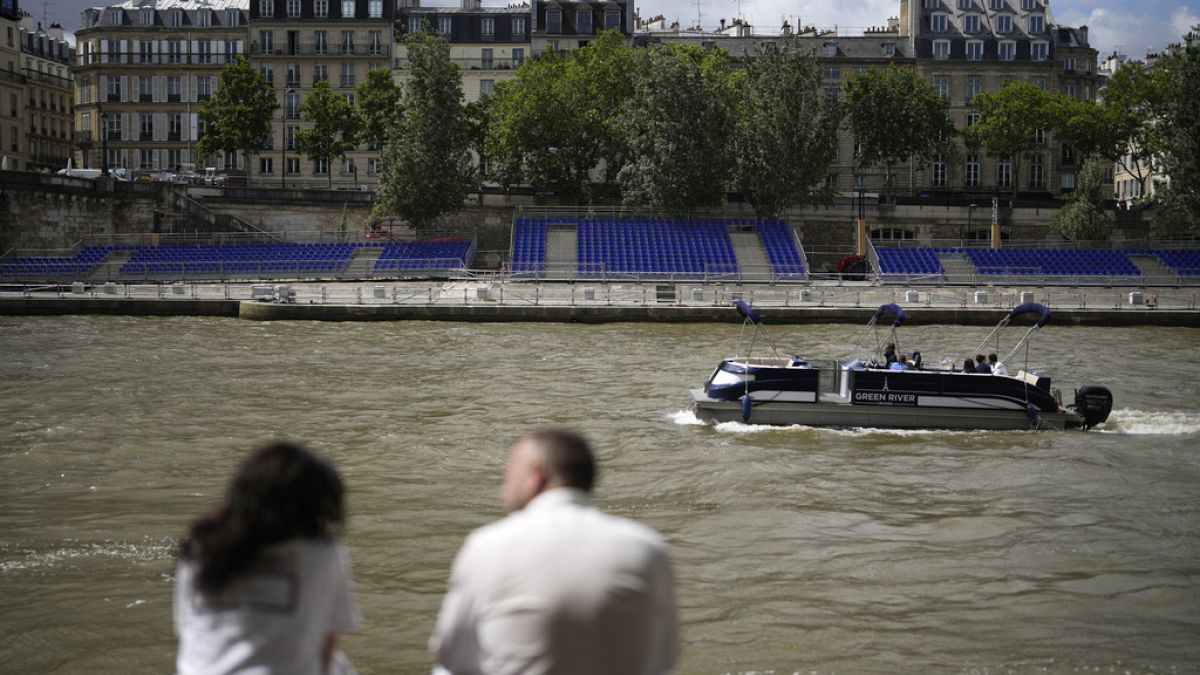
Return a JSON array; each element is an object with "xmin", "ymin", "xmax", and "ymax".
[{"xmin": 120, "ymin": 75, "xmax": 129, "ymax": 102}]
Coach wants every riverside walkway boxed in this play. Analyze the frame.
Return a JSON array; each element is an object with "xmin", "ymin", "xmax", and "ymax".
[{"xmin": 2, "ymin": 279, "xmax": 1198, "ymax": 326}]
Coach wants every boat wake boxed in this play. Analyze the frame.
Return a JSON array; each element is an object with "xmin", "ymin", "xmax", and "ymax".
[
  {"xmin": 669, "ymin": 410, "xmax": 987, "ymax": 437},
  {"xmin": 1098, "ymin": 408, "xmax": 1200, "ymax": 435}
]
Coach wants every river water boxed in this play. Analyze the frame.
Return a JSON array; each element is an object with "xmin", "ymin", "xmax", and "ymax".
[{"xmin": 1, "ymin": 316, "xmax": 1198, "ymax": 674}]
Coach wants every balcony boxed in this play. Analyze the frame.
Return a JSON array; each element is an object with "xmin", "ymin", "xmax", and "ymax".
[
  {"xmin": 394, "ymin": 56, "xmax": 520, "ymax": 70},
  {"xmin": 251, "ymin": 43, "xmax": 389, "ymax": 58},
  {"xmin": 75, "ymin": 53, "xmax": 245, "ymax": 67},
  {"xmin": 73, "ymin": 130, "xmax": 93, "ymax": 143}
]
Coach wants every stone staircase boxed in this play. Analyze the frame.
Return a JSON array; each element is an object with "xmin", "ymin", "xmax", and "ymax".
[
  {"xmin": 166, "ymin": 187, "xmax": 281, "ymax": 241},
  {"xmin": 342, "ymin": 246, "xmax": 383, "ymax": 278},
  {"xmin": 1129, "ymin": 254, "xmax": 1179, "ymax": 285},
  {"xmin": 88, "ymin": 250, "xmax": 136, "ymax": 282},
  {"xmin": 729, "ymin": 231, "xmax": 771, "ymax": 280},
  {"xmin": 545, "ymin": 226, "xmax": 577, "ymax": 279},
  {"xmin": 936, "ymin": 251, "xmax": 977, "ymax": 284}
]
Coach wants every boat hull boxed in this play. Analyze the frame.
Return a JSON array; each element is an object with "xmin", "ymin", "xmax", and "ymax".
[{"xmin": 690, "ymin": 389, "xmax": 1085, "ymax": 431}]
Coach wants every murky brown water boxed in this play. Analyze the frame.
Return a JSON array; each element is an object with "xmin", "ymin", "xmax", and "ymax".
[{"xmin": 1, "ymin": 316, "xmax": 1198, "ymax": 674}]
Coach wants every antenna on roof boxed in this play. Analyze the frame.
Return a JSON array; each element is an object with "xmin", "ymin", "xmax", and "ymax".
[{"xmin": 693, "ymin": 0, "xmax": 703, "ymax": 31}]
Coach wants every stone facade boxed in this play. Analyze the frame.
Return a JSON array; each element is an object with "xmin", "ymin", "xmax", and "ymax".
[
  {"xmin": 19, "ymin": 18, "xmax": 73, "ymax": 171},
  {"xmin": 1, "ymin": 0, "xmax": 26, "ymax": 171}
]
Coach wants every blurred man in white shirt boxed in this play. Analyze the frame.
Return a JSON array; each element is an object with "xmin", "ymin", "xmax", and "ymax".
[{"xmin": 431, "ymin": 430, "xmax": 681, "ymax": 675}]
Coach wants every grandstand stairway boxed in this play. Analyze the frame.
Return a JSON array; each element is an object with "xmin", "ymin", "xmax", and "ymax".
[
  {"xmin": 88, "ymin": 250, "xmax": 135, "ymax": 282},
  {"xmin": 1129, "ymin": 255, "xmax": 1179, "ymax": 285},
  {"xmin": 545, "ymin": 227, "xmax": 577, "ymax": 279},
  {"xmin": 729, "ymin": 231, "xmax": 771, "ymax": 281},
  {"xmin": 936, "ymin": 252, "xmax": 976, "ymax": 283},
  {"xmin": 343, "ymin": 246, "xmax": 383, "ymax": 278}
]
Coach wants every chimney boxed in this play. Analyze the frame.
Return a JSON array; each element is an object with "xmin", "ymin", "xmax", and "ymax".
[
  {"xmin": 781, "ymin": 20, "xmax": 791, "ymax": 36},
  {"xmin": 48, "ymin": 22, "xmax": 65, "ymax": 41},
  {"xmin": 719, "ymin": 17, "xmax": 725, "ymax": 30}
]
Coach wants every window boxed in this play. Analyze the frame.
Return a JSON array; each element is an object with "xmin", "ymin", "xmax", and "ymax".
[
  {"xmin": 933, "ymin": 40, "xmax": 950, "ymax": 60},
  {"xmin": 963, "ymin": 14, "xmax": 980, "ymax": 33},
  {"xmin": 313, "ymin": 63, "xmax": 327, "ymax": 83},
  {"xmin": 966, "ymin": 154, "xmax": 980, "ymax": 186},
  {"xmin": 513, "ymin": 47, "xmax": 525, "ymax": 68},
  {"xmin": 513, "ymin": 17, "xmax": 526, "ymax": 36},
  {"xmin": 107, "ymin": 112, "xmax": 122, "ymax": 139},
  {"xmin": 998, "ymin": 40, "xmax": 1015, "ymax": 60},
  {"xmin": 198, "ymin": 40, "xmax": 212, "ymax": 64},
  {"xmin": 481, "ymin": 17, "xmax": 495, "ymax": 37},
  {"xmin": 1029, "ymin": 154, "xmax": 1044, "ymax": 188},
  {"xmin": 169, "ymin": 149, "xmax": 182, "ymax": 170},
  {"xmin": 934, "ymin": 74, "xmax": 949, "ymax": 98},
  {"xmin": 314, "ymin": 157, "xmax": 328, "ymax": 175},
  {"xmin": 286, "ymin": 0, "xmax": 300, "ymax": 18},
  {"xmin": 225, "ymin": 41, "xmax": 240, "ymax": 62},
  {"xmin": 167, "ymin": 40, "xmax": 182, "ymax": 64},
  {"xmin": 139, "ymin": 8, "xmax": 153, "ymax": 26},
  {"xmin": 932, "ymin": 154, "xmax": 947, "ymax": 187},
  {"xmin": 438, "ymin": 16, "xmax": 451, "ymax": 35},
  {"xmin": 966, "ymin": 113, "xmax": 979, "ymax": 127},
  {"xmin": 958, "ymin": 0, "xmax": 972, "ymax": 8},
  {"xmin": 1063, "ymin": 56, "xmax": 1076, "ymax": 72},
  {"xmin": 1060, "ymin": 172, "xmax": 1075, "ymax": 191},
  {"xmin": 286, "ymin": 125, "xmax": 298, "ymax": 150},
  {"xmin": 260, "ymin": 157, "xmax": 274, "ymax": 174},
  {"xmin": 340, "ymin": 63, "xmax": 355, "ymax": 88},
  {"xmin": 169, "ymin": 114, "xmax": 183, "ymax": 141},
  {"xmin": 997, "ymin": 159, "xmax": 1011, "ymax": 188},
  {"xmin": 286, "ymin": 91, "xmax": 300, "ymax": 118},
  {"xmin": 168, "ymin": 76, "xmax": 181, "ymax": 102},
  {"xmin": 966, "ymin": 40, "xmax": 983, "ymax": 60},
  {"xmin": 367, "ymin": 158, "xmax": 379, "ymax": 176},
  {"xmin": 1033, "ymin": 76, "xmax": 1046, "ymax": 90},
  {"xmin": 138, "ymin": 76, "xmax": 152, "ymax": 101},
  {"xmin": 883, "ymin": 43, "xmax": 896, "ymax": 57},
  {"xmin": 169, "ymin": 9, "xmax": 183, "ymax": 27},
  {"xmin": 259, "ymin": 31, "xmax": 273, "ymax": 55},
  {"xmin": 823, "ymin": 65, "xmax": 840, "ymax": 79},
  {"xmin": 140, "ymin": 113, "xmax": 153, "ymax": 140},
  {"xmin": 576, "ymin": 10, "xmax": 592, "ymax": 33},
  {"xmin": 107, "ymin": 76, "xmax": 122, "ymax": 102},
  {"xmin": 408, "ymin": 17, "xmax": 421, "ymax": 33},
  {"xmin": 286, "ymin": 157, "xmax": 300, "ymax": 174},
  {"xmin": 369, "ymin": 31, "xmax": 382, "ymax": 55},
  {"xmin": 604, "ymin": 10, "xmax": 620, "ymax": 30},
  {"xmin": 1031, "ymin": 41, "xmax": 1048, "ymax": 61},
  {"xmin": 314, "ymin": 31, "xmax": 327, "ymax": 55},
  {"xmin": 1061, "ymin": 145, "xmax": 1076, "ymax": 165},
  {"xmin": 261, "ymin": 64, "xmax": 274, "ymax": 85},
  {"xmin": 481, "ymin": 48, "xmax": 494, "ymax": 69},
  {"xmin": 341, "ymin": 31, "xmax": 354, "ymax": 54},
  {"xmin": 80, "ymin": 77, "xmax": 92, "ymax": 104},
  {"xmin": 989, "ymin": 0, "xmax": 1003, "ymax": 8},
  {"xmin": 1063, "ymin": 83, "xmax": 1076, "ymax": 97},
  {"xmin": 314, "ymin": 0, "xmax": 328, "ymax": 16},
  {"xmin": 995, "ymin": 15, "xmax": 1011, "ymax": 33},
  {"xmin": 287, "ymin": 63, "xmax": 301, "ymax": 85},
  {"xmin": 139, "ymin": 149, "xmax": 153, "ymax": 170},
  {"xmin": 931, "ymin": 13, "xmax": 947, "ymax": 32},
  {"xmin": 1032, "ymin": 128, "xmax": 1045, "ymax": 144},
  {"xmin": 547, "ymin": 10, "xmax": 562, "ymax": 34},
  {"xmin": 1021, "ymin": 0, "xmax": 1035, "ymax": 9},
  {"xmin": 966, "ymin": 75, "xmax": 982, "ymax": 101},
  {"xmin": 871, "ymin": 227, "xmax": 914, "ymax": 241},
  {"xmin": 226, "ymin": 8, "xmax": 240, "ymax": 25},
  {"xmin": 106, "ymin": 8, "xmax": 121, "ymax": 25},
  {"xmin": 1027, "ymin": 14, "xmax": 1044, "ymax": 33},
  {"xmin": 342, "ymin": 0, "xmax": 354, "ymax": 18},
  {"xmin": 924, "ymin": 0, "xmax": 937, "ymax": 7},
  {"xmin": 259, "ymin": 0, "xmax": 274, "ymax": 18},
  {"xmin": 198, "ymin": 8, "xmax": 212, "ymax": 26},
  {"xmin": 368, "ymin": 0, "xmax": 382, "ymax": 18},
  {"xmin": 344, "ymin": 93, "xmax": 355, "ymax": 106},
  {"xmin": 480, "ymin": 79, "xmax": 494, "ymax": 97}
]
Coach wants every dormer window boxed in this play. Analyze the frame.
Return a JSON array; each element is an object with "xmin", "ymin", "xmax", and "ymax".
[
  {"xmin": 1021, "ymin": 0, "xmax": 1036, "ymax": 9},
  {"xmin": 883, "ymin": 42, "xmax": 896, "ymax": 57},
  {"xmin": 259, "ymin": 0, "xmax": 274, "ymax": 18},
  {"xmin": 933, "ymin": 39, "xmax": 950, "ymax": 59},
  {"xmin": 315, "ymin": 0, "xmax": 328, "ymax": 17},
  {"xmin": 576, "ymin": 10, "xmax": 592, "ymax": 34},
  {"xmin": 604, "ymin": 10, "xmax": 620, "ymax": 30},
  {"xmin": 226, "ymin": 9, "xmax": 240, "ymax": 25},
  {"xmin": 169, "ymin": 8, "xmax": 183, "ymax": 27},
  {"xmin": 139, "ymin": 8, "xmax": 153, "ymax": 26},
  {"xmin": 438, "ymin": 16, "xmax": 451, "ymax": 35},
  {"xmin": 996, "ymin": 15, "xmax": 1011, "ymax": 33},
  {"xmin": 513, "ymin": 16, "xmax": 526, "ymax": 35},
  {"xmin": 963, "ymin": 14, "xmax": 980, "ymax": 33},
  {"xmin": 957, "ymin": 0, "xmax": 971, "ymax": 8},
  {"xmin": 989, "ymin": 0, "xmax": 1003, "ymax": 8},
  {"xmin": 1027, "ymin": 14, "xmax": 1044, "ymax": 33},
  {"xmin": 341, "ymin": 0, "xmax": 355, "ymax": 18},
  {"xmin": 408, "ymin": 17, "xmax": 421, "ymax": 33},
  {"xmin": 368, "ymin": 0, "xmax": 382, "ymax": 18},
  {"xmin": 546, "ymin": 9, "xmax": 562, "ymax": 34},
  {"xmin": 824, "ymin": 42, "xmax": 837, "ymax": 56},
  {"xmin": 106, "ymin": 8, "xmax": 122, "ymax": 26},
  {"xmin": 198, "ymin": 8, "xmax": 212, "ymax": 26}
]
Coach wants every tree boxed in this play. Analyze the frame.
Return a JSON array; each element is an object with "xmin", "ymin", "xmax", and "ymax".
[
  {"xmin": 196, "ymin": 57, "xmax": 277, "ymax": 181},
  {"xmin": 1047, "ymin": 94, "xmax": 1123, "ymax": 163},
  {"xmin": 485, "ymin": 31, "xmax": 643, "ymax": 200},
  {"xmin": 730, "ymin": 39, "xmax": 842, "ymax": 219},
  {"xmin": 617, "ymin": 44, "xmax": 735, "ymax": 210},
  {"xmin": 843, "ymin": 65, "xmax": 953, "ymax": 202},
  {"xmin": 374, "ymin": 30, "xmax": 474, "ymax": 231},
  {"xmin": 1154, "ymin": 30, "xmax": 1200, "ymax": 234},
  {"xmin": 967, "ymin": 81, "xmax": 1055, "ymax": 198},
  {"xmin": 355, "ymin": 67, "xmax": 403, "ymax": 151},
  {"xmin": 1102, "ymin": 60, "xmax": 1170, "ymax": 201},
  {"xmin": 1052, "ymin": 155, "xmax": 1111, "ymax": 240},
  {"xmin": 296, "ymin": 80, "xmax": 360, "ymax": 189}
]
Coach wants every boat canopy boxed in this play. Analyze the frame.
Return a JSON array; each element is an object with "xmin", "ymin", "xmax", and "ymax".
[
  {"xmin": 1007, "ymin": 302, "xmax": 1051, "ymax": 329},
  {"xmin": 735, "ymin": 300, "xmax": 762, "ymax": 325},
  {"xmin": 873, "ymin": 303, "xmax": 905, "ymax": 327}
]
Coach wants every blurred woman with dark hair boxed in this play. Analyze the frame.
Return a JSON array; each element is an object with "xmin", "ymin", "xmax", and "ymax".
[{"xmin": 174, "ymin": 441, "xmax": 361, "ymax": 675}]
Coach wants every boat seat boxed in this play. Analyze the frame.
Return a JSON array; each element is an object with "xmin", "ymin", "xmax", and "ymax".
[{"xmin": 1016, "ymin": 369, "xmax": 1051, "ymax": 391}]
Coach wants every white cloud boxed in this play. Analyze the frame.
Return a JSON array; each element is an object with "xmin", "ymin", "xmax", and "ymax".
[
  {"xmin": 1170, "ymin": 6, "xmax": 1200, "ymax": 35},
  {"xmin": 1052, "ymin": 6, "xmax": 1191, "ymax": 58},
  {"xmin": 643, "ymin": 0, "xmax": 895, "ymax": 32}
]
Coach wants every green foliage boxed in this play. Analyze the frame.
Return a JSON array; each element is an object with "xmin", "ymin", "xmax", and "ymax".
[
  {"xmin": 1155, "ymin": 33, "xmax": 1200, "ymax": 228},
  {"xmin": 374, "ymin": 30, "xmax": 474, "ymax": 230},
  {"xmin": 355, "ymin": 68, "xmax": 403, "ymax": 151},
  {"xmin": 730, "ymin": 39, "xmax": 842, "ymax": 219},
  {"xmin": 843, "ymin": 65, "xmax": 953, "ymax": 200},
  {"xmin": 197, "ymin": 57, "xmax": 277, "ymax": 174},
  {"xmin": 967, "ymin": 81, "xmax": 1055, "ymax": 197},
  {"xmin": 485, "ymin": 31, "xmax": 643, "ymax": 199},
  {"xmin": 1051, "ymin": 155, "xmax": 1111, "ymax": 240},
  {"xmin": 617, "ymin": 44, "xmax": 735, "ymax": 210},
  {"xmin": 296, "ymin": 80, "xmax": 361, "ymax": 189},
  {"xmin": 1102, "ymin": 60, "xmax": 1171, "ymax": 195},
  {"xmin": 1047, "ymin": 95, "xmax": 1123, "ymax": 162}
]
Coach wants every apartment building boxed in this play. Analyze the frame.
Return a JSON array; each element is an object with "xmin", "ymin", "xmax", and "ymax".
[
  {"xmin": 393, "ymin": 0, "xmax": 532, "ymax": 102},
  {"xmin": 1, "ymin": 0, "xmax": 26, "ymax": 170},
  {"xmin": 19, "ymin": 18, "xmax": 73, "ymax": 171},
  {"xmin": 248, "ymin": 0, "xmax": 393, "ymax": 188},
  {"xmin": 530, "ymin": 0, "xmax": 631, "ymax": 54},
  {"xmin": 73, "ymin": 0, "xmax": 249, "ymax": 172}
]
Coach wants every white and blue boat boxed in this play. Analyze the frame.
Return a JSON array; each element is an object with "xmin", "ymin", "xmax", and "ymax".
[{"xmin": 690, "ymin": 301, "xmax": 1113, "ymax": 431}]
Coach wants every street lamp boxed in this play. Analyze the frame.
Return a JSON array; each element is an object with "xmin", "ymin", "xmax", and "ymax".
[
  {"xmin": 967, "ymin": 203, "xmax": 977, "ymax": 243},
  {"xmin": 99, "ymin": 107, "xmax": 109, "ymax": 176},
  {"xmin": 281, "ymin": 87, "xmax": 294, "ymax": 190}
]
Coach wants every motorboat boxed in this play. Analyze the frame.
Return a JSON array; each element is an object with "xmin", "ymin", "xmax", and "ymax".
[{"xmin": 689, "ymin": 301, "xmax": 1114, "ymax": 431}]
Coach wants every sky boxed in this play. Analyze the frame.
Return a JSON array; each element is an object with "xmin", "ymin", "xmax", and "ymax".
[{"xmin": 28, "ymin": 0, "xmax": 1200, "ymax": 60}]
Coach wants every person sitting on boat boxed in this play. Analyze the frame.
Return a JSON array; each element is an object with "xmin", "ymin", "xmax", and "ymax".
[
  {"xmin": 911, "ymin": 351, "xmax": 923, "ymax": 370},
  {"xmin": 883, "ymin": 343, "xmax": 897, "ymax": 366},
  {"xmin": 889, "ymin": 355, "xmax": 910, "ymax": 371},
  {"xmin": 974, "ymin": 354, "xmax": 992, "ymax": 374},
  {"xmin": 962, "ymin": 358, "xmax": 976, "ymax": 373},
  {"xmin": 988, "ymin": 353, "xmax": 1008, "ymax": 376}
]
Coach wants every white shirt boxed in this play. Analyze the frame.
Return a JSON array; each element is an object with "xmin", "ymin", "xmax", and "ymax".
[
  {"xmin": 992, "ymin": 361, "xmax": 1009, "ymax": 376},
  {"xmin": 174, "ymin": 538, "xmax": 361, "ymax": 675},
  {"xmin": 431, "ymin": 488, "xmax": 681, "ymax": 675}
]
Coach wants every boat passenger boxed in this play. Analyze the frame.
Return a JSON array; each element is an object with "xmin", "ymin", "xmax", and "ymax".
[
  {"xmin": 988, "ymin": 353, "xmax": 1008, "ymax": 376},
  {"xmin": 974, "ymin": 354, "xmax": 992, "ymax": 373},
  {"xmin": 962, "ymin": 358, "xmax": 976, "ymax": 373},
  {"xmin": 883, "ymin": 343, "xmax": 897, "ymax": 366},
  {"xmin": 911, "ymin": 351, "xmax": 923, "ymax": 370},
  {"xmin": 889, "ymin": 355, "xmax": 910, "ymax": 371}
]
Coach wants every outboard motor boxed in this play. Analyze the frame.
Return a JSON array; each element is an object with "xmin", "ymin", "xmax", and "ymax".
[{"xmin": 1074, "ymin": 385, "xmax": 1114, "ymax": 428}]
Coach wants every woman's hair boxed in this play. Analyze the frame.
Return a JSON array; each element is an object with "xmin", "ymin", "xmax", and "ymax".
[{"xmin": 180, "ymin": 441, "xmax": 345, "ymax": 596}]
